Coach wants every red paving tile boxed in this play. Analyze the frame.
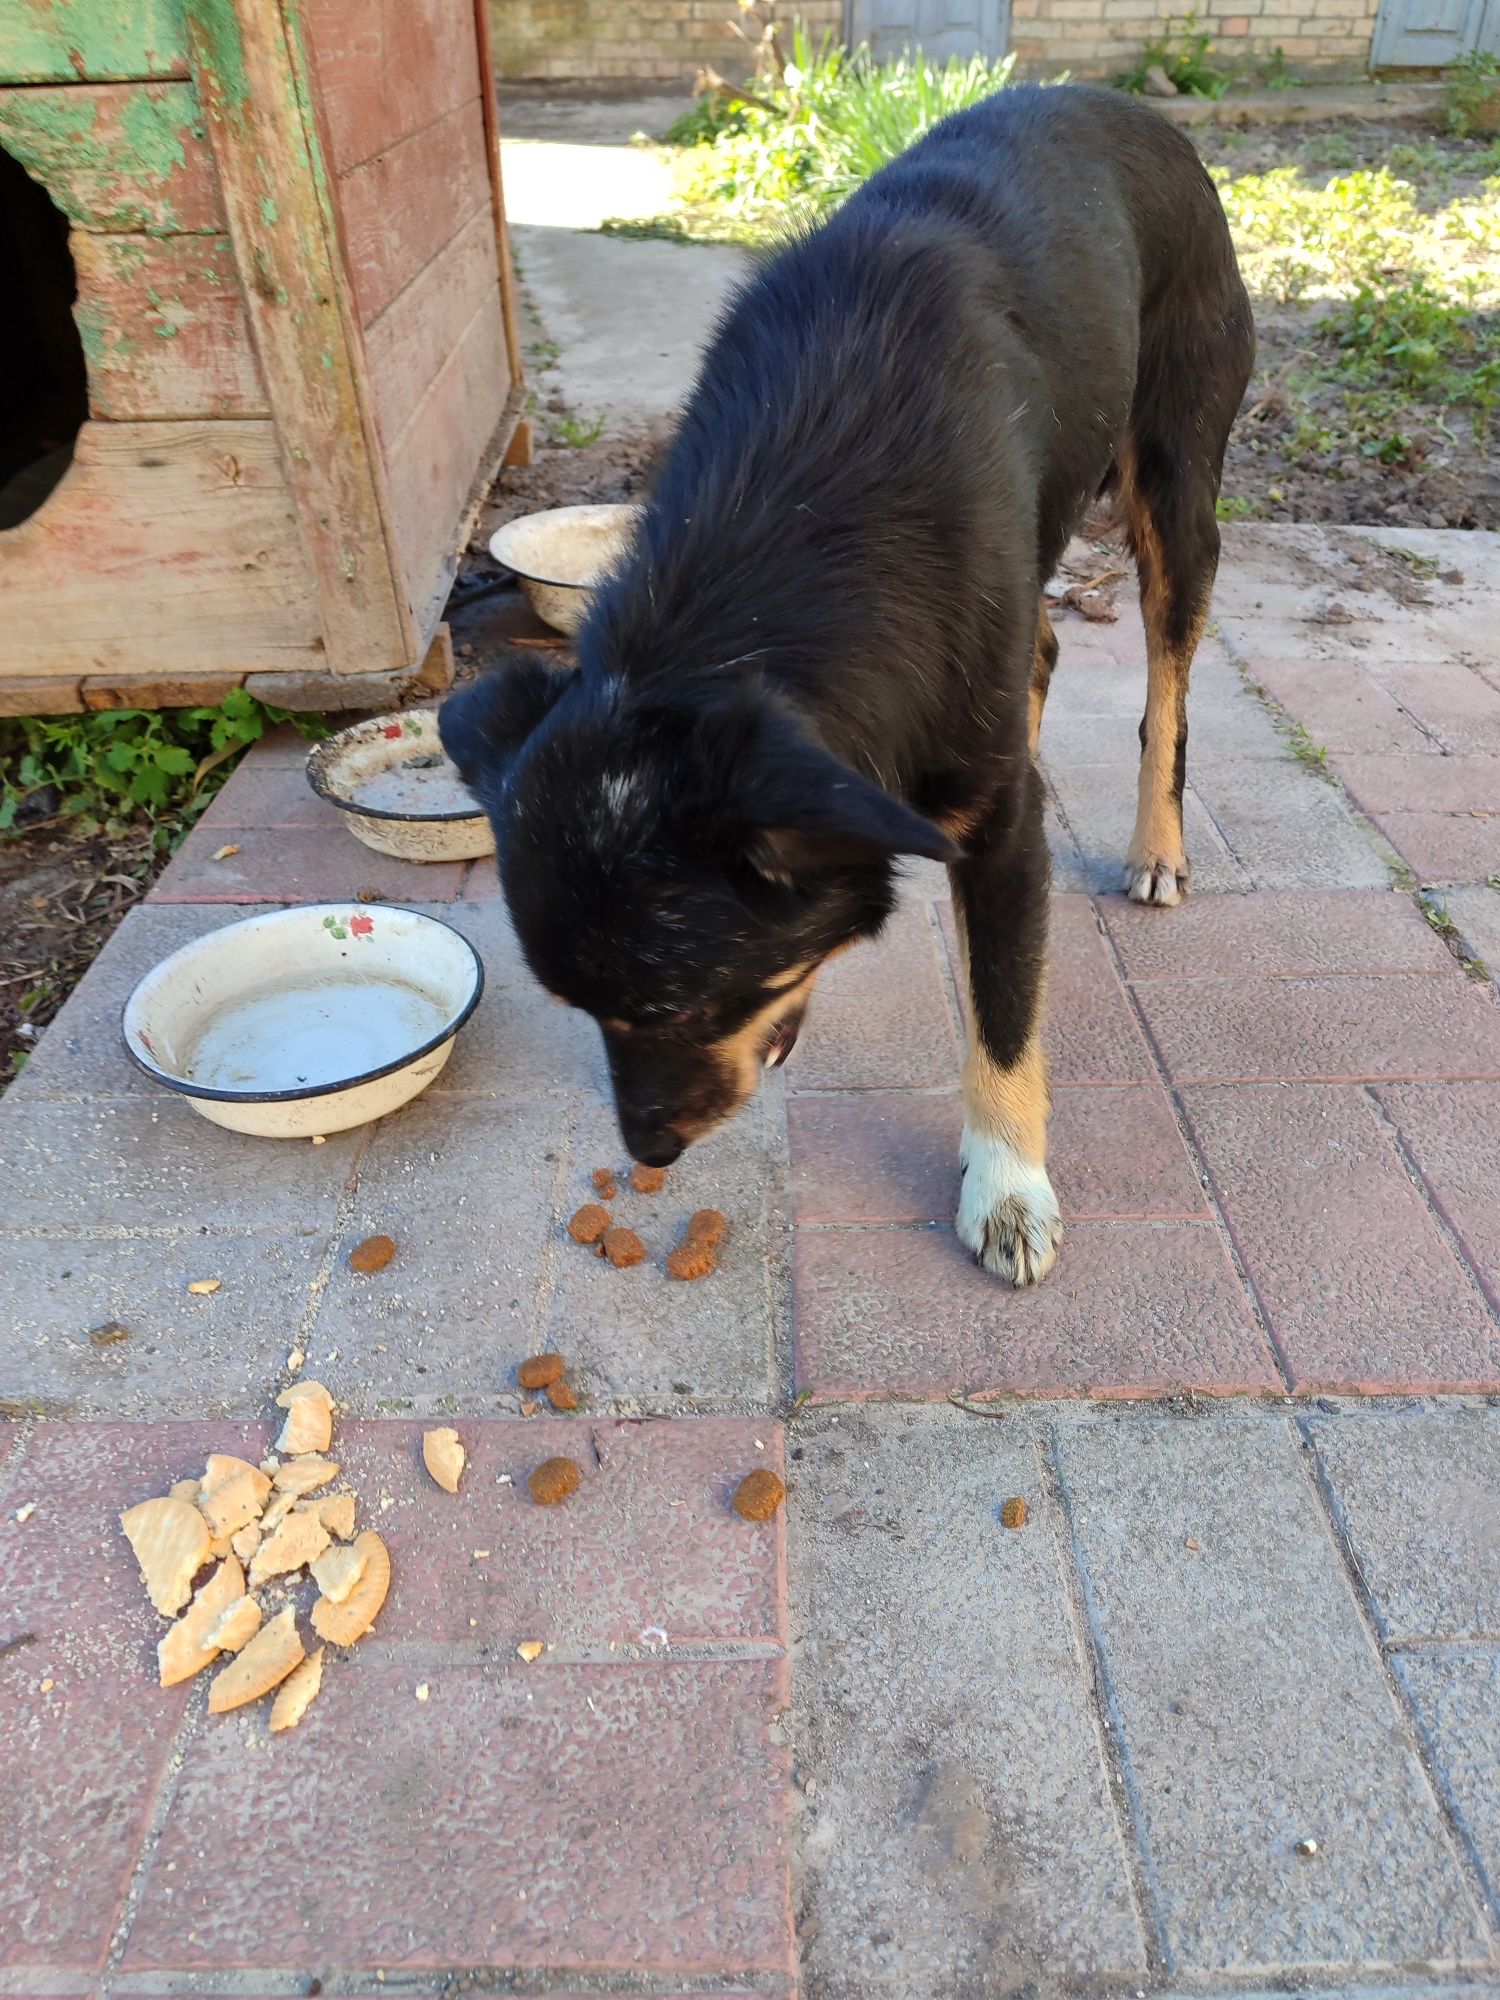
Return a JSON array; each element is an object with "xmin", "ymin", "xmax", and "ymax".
[
  {"xmin": 1101, "ymin": 889, "xmax": 1452, "ymax": 981},
  {"xmin": 1375, "ymin": 1081, "xmax": 1500, "ymax": 1307},
  {"xmin": 123, "ymin": 1659, "xmax": 792, "ymax": 1977},
  {"xmin": 1243, "ymin": 657, "xmax": 1436, "ymax": 756},
  {"xmin": 333, "ymin": 1418, "xmax": 785, "ymax": 1645},
  {"xmin": 787, "ymin": 1085, "xmax": 1205, "ymax": 1224},
  {"xmin": 1135, "ymin": 971, "xmax": 1500, "ymax": 1083},
  {"xmin": 1367, "ymin": 660, "xmax": 1500, "ymax": 755},
  {"xmin": 463, "ymin": 852, "xmax": 503, "ymax": 899},
  {"xmin": 149, "ymin": 823, "xmax": 465, "ymax": 904},
  {"xmin": 791, "ymin": 901, "xmax": 960, "ymax": 1090},
  {"xmin": 1337, "ymin": 753, "xmax": 1500, "ymax": 815},
  {"xmin": 793, "ymin": 1221, "xmax": 1274, "ymax": 1398},
  {"xmin": 1367, "ymin": 809, "xmax": 1500, "ymax": 884},
  {"xmin": 0, "ymin": 1421, "xmax": 263, "ymax": 1974},
  {"xmin": 1180, "ymin": 1084, "xmax": 1500, "ymax": 1392}
]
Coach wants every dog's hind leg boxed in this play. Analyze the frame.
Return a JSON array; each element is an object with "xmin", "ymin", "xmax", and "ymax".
[
  {"xmin": 949, "ymin": 764, "xmax": 1060, "ymax": 1285},
  {"xmin": 1028, "ymin": 601, "xmax": 1058, "ymax": 761}
]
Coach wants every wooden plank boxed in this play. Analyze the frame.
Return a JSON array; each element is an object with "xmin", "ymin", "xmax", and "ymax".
[
  {"xmin": 384, "ymin": 288, "xmax": 509, "ymax": 627},
  {"xmin": 72, "ymin": 233, "xmax": 267, "ymax": 419},
  {"xmin": 472, "ymin": 0, "xmax": 525, "ymax": 392},
  {"xmin": 81, "ymin": 673, "xmax": 242, "ymax": 709},
  {"xmin": 0, "ymin": 81, "xmax": 221, "ymax": 235},
  {"xmin": 300, "ymin": 0, "xmax": 481, "ymax": 176},
  {"xmin": 501, "ymin": 417, "xmax": 533, "ymax": 470},
  {"xmin": 185, "ymin": 0, "xmax": 413, "ymax": 675},
  {"xmin": 0, "ymin": 675, "xmax": 83, "ymax": 716},
  {"xmin": 0, "ymin": 420, "xmax": 325, "ymax": 677},
  {"xmin": 0, "ymin": 0, "xmax": 188, "ymax": 84},
  {"xmin": 333, "ymin": 95, "xmax": 490, "ymax": 329},
  {"xmin": 362, "ymin": 204, "xmax": 498, "ymax": 454}
]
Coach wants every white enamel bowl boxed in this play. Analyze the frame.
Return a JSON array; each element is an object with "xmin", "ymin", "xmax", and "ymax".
[
  {"xmin": 122, "ymin": 904, "xmax": 484, "ymax": 1138},
  {"xmin": 304, "ymin": 706, "xmax": 494, "ymax": 862},
  {"xmin": 489, "ymin": 502, "xmax": 638, "ymax": 635}
]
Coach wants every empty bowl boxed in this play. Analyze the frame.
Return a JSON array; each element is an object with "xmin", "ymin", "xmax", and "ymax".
[
  {"xmin": 305, "ymin": 706, "xmax": 494, "ymax": 861},
  {"xmin": 489, "ymin": 502, "xmax": 637, "ymax": 635},
  {"xmin": 122, "ymin": 904, "xmax": 484, "ymax": 1137}
]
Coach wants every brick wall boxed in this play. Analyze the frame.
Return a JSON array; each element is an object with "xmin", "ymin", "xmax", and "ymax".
[
  {"xmin": 1009, "ymin": 0, "xmax": 1379, "ymax": 79},
  {"xmin": 492, "ymin": 0, "xmax": 845, "ymax": 84}
]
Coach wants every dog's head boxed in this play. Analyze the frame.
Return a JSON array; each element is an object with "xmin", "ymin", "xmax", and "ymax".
[{"xmin": 440, "ymin": 656, "xmax": 954, "ymax": 1165}]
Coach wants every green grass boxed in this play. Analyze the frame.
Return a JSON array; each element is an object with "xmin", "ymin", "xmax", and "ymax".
[{"xmin": 551, "ymin": 409, "xmax": 606, "ymax": 448}]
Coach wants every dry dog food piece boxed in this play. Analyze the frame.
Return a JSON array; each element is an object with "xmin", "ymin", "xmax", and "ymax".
[
  {"xmin": 158, "ymin": 1556, "xmax": 245, "ymax": 1688},
  {"xmin": 311, "ymin": 1541, "xmax": 367, "ymax": 1605},
  {"xmin": 592, "ymin": 1167, "xmax": 619, "ymax": 1198},
  {"xmin": 120, "ymin": 1496, "xmax": 213, "ymax": 1617},
  {"xmin": 275, "ymin": 1379, "xmax": 334, "ymax": 1455},
  {"xmin": 546, "ymin": 1378, "xmax": 579, "ymax": 1412},
  {"xmin": 528, "ymin": 1456, "xmax": 582, "ymax": 1506},
  {"xmin": 249, "ymin": 1508, "xmax": 330, "ymax": 1588},
  {"xmin": 600, "ymin": 1226, "xmax": 645, "ymax": 1268},
  {"xmin": 311, "ymin": 1530, "xmax": 390, "ymax": 1646},
  {"xmin": 732, "ymin": 1469, "xmax": 786, "ymax": 1522},
  {"xmin": 630, "ymin": 1163, "xmax": 667, "ymax": 1194},
  {"xmin": 667, "ymin": 1241, "xmax": 716, "ymax": 1281},
  {"xmin": 348, "ymin": 1233, "xmax": 397, "ymax": 1274},
  {"xmin": 208, "ymin": 1606, "xmax": 302, "ymax": 1714},
  {"xmin": 207, "ymin": 1595, "xmax": 262, "ymax": 1654},
  {"xmin": 567, "ymin": 1203, "xmax": 611, "ymax": 1245},
  {"xmin": 423, "ymin": 1427, "xmax": 465, "ymax": 1494},
  {"xmin": 518, "ymin": 1352, "xmax": 566, "ymax": 1390},
  {"xmin": 305, "ymin": 1491, "xmax": 356, "ymax": 1540},
  {"xmin": 270, "ymin": 1647, "xmax": 324, "ymax": 1732},
  {"xmin": 1000, "ymin": 1497, "xmax": 1028, "ymax": 1530},
  {"xmin": 196, "ymin": 1454, "xmax": 272, "ymax": 1539},
  {"xmin": 687, "ymin": 1208, "xmax": 728, "ymax": 1249},
  {"xmin": 272, "ymin": 1454, "xmax": 339, "ymax": 1498}
]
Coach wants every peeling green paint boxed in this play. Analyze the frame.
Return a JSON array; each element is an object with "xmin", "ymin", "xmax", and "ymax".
[
  {"xmin": 0, "ymin": 0, "xmax": 188, "ymax": 84},
  {"xmin": 187, "ymin": 0, "xmax": 252, "ymax": 119},
  {"xmin": 258, "ymin": 194, "xmax": 280, "ymax": 226},
  {"xmin": 117, "ymin": 87, "xmax": 188, "ymax": 183},
  {"xmin": 0, "ymin": 83, "xmax": 201, "ymax": 234}
]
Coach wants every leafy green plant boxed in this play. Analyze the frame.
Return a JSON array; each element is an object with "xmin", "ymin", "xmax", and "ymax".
[
  {"xmin": 1116, "ymin": 17, "xmax": 1228, "ymax": 99},
  {"xmin": 1215, "ymin": 494, "xmax": 1259, "ymax": 520},
  {"xmin": 0, "ymin": 691, "xmax": 326, "ymax": 845},
  {"xmin": 1261, "ymin": 45, "xmax": 1299, "ymax": 91},
  {"xmin": 1444, "ymin": 48, "xmax": 1500, "ymax": 137},
  {"xmin": 551, "ymin": 409, "xmax": 606, "ymax": 448}
]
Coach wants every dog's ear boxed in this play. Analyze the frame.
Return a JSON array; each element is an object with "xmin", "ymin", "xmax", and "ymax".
[
  {"xmin": 727, "ymin": 714, "xmax": 957, "ymax": 883},
  {"xmin": 438, "ymin": 655, "xmax": 570, "ymax": 790}
]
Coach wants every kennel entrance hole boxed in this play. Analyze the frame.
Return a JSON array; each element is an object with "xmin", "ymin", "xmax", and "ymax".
[{"xmin": 0, "ymin": 146, "xmax": 88, "ymax": 530}]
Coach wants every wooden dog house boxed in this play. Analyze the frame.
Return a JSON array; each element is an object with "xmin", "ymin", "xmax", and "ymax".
[{"xmin": 0, "ymin": 0, "xmax": 528, "ymax": 716}]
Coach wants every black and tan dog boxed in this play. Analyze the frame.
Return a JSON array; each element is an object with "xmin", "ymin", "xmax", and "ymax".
[{"xmin": 440, "ymin": 82, "xmax": 1254, "ymax": 1285}]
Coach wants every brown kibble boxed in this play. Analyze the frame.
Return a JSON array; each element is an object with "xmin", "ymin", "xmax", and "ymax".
[
  {"xmin": 311, "ymin": 1530, "xmax": 391, "ymax": 1646},
  {"xmin": 528, "ymin": 1456, "xmax": 582, "ymax": 1506},
  {"xmin": 423, "ymin": 1426, "xmax": 466, "ymax": 1494},
  {"xmin": 1000, "ymin": 1496, "xmax": 1028, "ymax": 1530},
  {"xmin": 120, "ymin": 1496, "xmax": 213, "ymax": 1617},
  {"xmin": 568, "ymin": 1203, "xmax": 611, "ymax": 1244},
  {"xmin": 270, "ymin": 1646, "xmax": 324, "ymax": 1732},
  {"xmin": 517, "ymin": 1352, "xmax": 566, "ymax": 1390},
  {"xmin": 732, "ymin": 1469, "xmax": 786, "ymax": 1522},
  {"xmin": 630, "ymin": 1162, "xmax": 666, "ymax": 1194},
  {"xmin": 208, "ymin": 1606, "xmax": 302, "ymax": 1713},
  {"xmin": 348, "ymin": 1233, "xmax": 396, "ymax": 1274},
  {"xmin": 600, "ymin": 1226, "xmax": 645, "ymax": 1268},
  {"xmin": 546, "ymin": 1378, "xmax": 578, "ymax": 1411},
  {"xmin": 591, "ymin": 1167, "xmax": 619, "ymax": 1198},
  {"xmin": 667, "ymin": 1241, "xmax": 716, "ymax": 1281},
  {"xmin": 687, "ymin": 1208, "xmax": 728, "ymax": 1249},
  {"xmin": 90, "ymin": 1321, "xmax": 131, "ymax": 1346}
]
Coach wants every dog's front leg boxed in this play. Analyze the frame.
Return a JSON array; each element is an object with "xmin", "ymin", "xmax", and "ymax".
[{"xmin": 947, "ymin": 775, "xmax": 1061, "ymax": 1286}]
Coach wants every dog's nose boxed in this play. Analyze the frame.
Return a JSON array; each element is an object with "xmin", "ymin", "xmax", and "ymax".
[{"xmin": 628, "ymin": 1129, "xmax": 685, "ymax": 1170}]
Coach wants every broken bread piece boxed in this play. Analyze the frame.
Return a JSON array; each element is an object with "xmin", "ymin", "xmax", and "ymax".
[
  {"xmin": 196, "ymin": 1454, "xmax": 271, "ymax": 1538},
  {"xmin": 422, "ymin": 1427, "xmax": 465, "ymax": 1494},
  {"xmin": 207, "ymin": 1595, "xmax": 262, "ymax": 1654},
  {"xmin": 230, "ymin": 1523, "xmax": 260, "ymax": 1563},
  {"xmin": 304, "ymin": 1491, "xmax": 356, "ymax": 1540},
  {"xmin": 208, "ymin": 1606, "xmax": 302, "ymax": 1714},
  {"xmin": 121, "ymin": 1496, "xmax": 213, "ymax": 1617},
  {"xmin": 271, "ymin": 1454, "xmax": 338, "ymax": 1499},
  {"xmin": 311, "ymin": 1530, "xmax": 390, "ymax": 1646},
  {"xmin": 169, "ymin": 1478, "xmax": 201, "ymax": 1507},
  {"xmin": 310, "ymin": 1540, "xmax": 367, "ymax": 1605},
  {"xmin": 274, "ymin": 1379, "xmax": 334, "ymax": 1454},
  {"xmin": 248, "ymin": 1508, "xmax": 331, "ymax": 1588},
  {"xmin": 270, "ymin": 1646, "xmax": 324, "ymax": 1732},
  {"xmin": 157, "ymin": 1556, "xmax": 245, "ymax": 1688}
]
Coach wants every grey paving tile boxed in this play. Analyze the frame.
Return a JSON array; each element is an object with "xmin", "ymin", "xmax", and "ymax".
[
  {"xmin": 0, "ymin": 1230, "xmax": 328, "ymax": 1416},
  {"xmin": 542, "ymin": 1088, "xmax": 785, "ymax": 1408},
  {"xmin": 1047, "ymin": 764, "xmax": 1249, "ymax": 895},
  {"xmin": 1306, "ymin": 1407, "xmax": 1500, "ymax": 1642},
  {"xmin": 787, "ymin": 1404, "xmax": 1146, "ymax": 1998},
  {"xmin": 1439, "ymin": 886, "xmax": 1500, "ymax": 988},
  {"xmin": 441, "ymin": 897, "xmax": 610, "ymax": 1097},
  {"xmin": 0, "ymin": 1096, "xmax": 363, "ymax": 1234},
  {"xmin": 1192, "ymin": 757, "xmax": 1391, "ymax": 891},
  {"xmin": 1054, "ymin": 1411, "xmax": 1490, "ymax": 1977},
  {"xmin": 312, "ymin": 1096, "xmax": 561, "ymax": 1411},
  {"xmin": 1395, "ymin": 1649, "xmax": 1500, "ymax": 1909}
]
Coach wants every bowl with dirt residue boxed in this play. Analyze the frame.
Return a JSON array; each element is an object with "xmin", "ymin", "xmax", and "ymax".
[
  {"xmin": 306, "ymin": 706, "xmax": 494, "ymax": 860},
  {"xmin": 122, "ymin": 904, "xmax": 483, "ymax": 1137},
  {"xmin": 489, "ymin": 502, "xmax": 638, "ymax": 635}
]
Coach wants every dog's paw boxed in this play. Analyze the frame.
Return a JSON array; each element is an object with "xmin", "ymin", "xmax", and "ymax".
[
  {"xmin": 956, "ymin": 1128, "xmax": 1063, "ymax": 1287},
  {"xmin": 1123, "ymin": 852, "xmax": 1190, "ymax": 908}
]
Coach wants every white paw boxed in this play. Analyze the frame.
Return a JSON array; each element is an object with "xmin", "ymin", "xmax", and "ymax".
[
  {"xmin": 1123, "ymin": 856, "xmax": 1190, "ymax": 907},
  {"xmin": 956, "ymin": 1128, "xmax": 1063, "ymax": 1287}
]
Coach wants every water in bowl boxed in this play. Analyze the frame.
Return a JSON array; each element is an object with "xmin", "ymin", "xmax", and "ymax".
[{"xmin": 182, "ymin": 975, "xmax": 450, "ymax": 1093}]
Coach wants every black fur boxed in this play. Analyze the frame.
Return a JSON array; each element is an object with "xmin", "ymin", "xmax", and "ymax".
[{"xmin": 442, "ymin": 83, "xmax": 1253, "ymax": 1173}]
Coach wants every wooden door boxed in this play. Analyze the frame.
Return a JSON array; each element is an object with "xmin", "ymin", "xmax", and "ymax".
[
  {"xmin": 1371, "ymin": 0, "xmax": 1498, "ymax": 66},
  {"xmin": 850, "ymin": 0, "xmax": 1008, "ymax": 61}
]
